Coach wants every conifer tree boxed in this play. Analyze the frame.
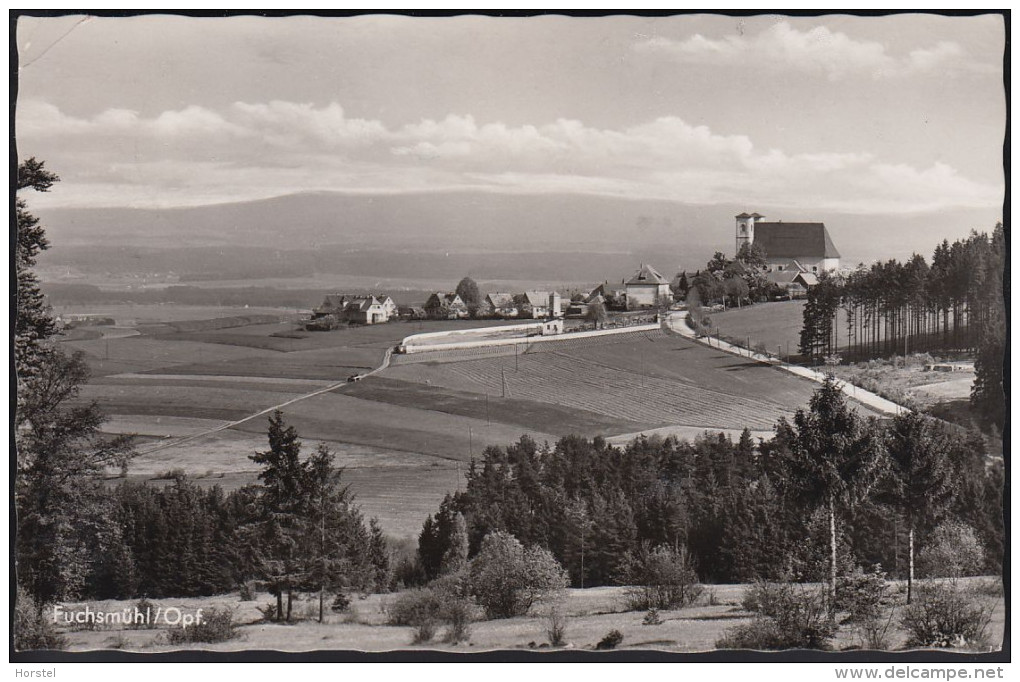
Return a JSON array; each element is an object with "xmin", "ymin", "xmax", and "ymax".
[
  {"xmin": 882, "ymin": 412, "xmax": 957, "ymax": 603},
  {"xmin": 243, "ymin": 410, "xmax": 308, "ymax": 621},
  {"xmin": 783, "ymin": 378, "xmax": 886, "ymax": 601},
  {"xmin": 15, "ymin": 158, "xmax": 134, "ymax": 604},
  {"xmin": 441, "ymin": 512, "xmax": 469, "ymax": 576}
]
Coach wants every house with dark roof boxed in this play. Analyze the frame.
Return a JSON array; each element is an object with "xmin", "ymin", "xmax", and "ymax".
[
  {"xmin": 309, "ymin": 293, "xmax": 391, "ymax": 327},
  {"xmin": 424, "ymin": 292, "xmax": 469, "ymax": 319},
  {"xmin": 766, "ymin": 260, "xmax": 819, "ymax": 296},
  {"xmin": 512, "ymin": 291, "xmax": 562, "ymax": 319},
  {"xmin": 735, "ymin": 212, "xmax": 840, "ymax": 275},
  {"xmin": 585, "ymin": 282, "xmax": 627, "ymax": 310},
  {"xmin": 482, "ymin": 292, "xmax": 519, "ymax": 318},
  {"xmin": 625, "ymin": 264, "xmax": 672, "ymax": 310}
]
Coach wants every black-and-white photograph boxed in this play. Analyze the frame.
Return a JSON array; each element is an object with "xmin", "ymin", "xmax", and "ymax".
[{"xmin": 12, "ymin": 10, "xmax": 1007, "ymax": 666}]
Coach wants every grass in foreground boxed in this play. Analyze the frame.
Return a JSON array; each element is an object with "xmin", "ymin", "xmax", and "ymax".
[{"xmin": 53, "ymin": 579, "xmax": 1003, "ymax": 654}]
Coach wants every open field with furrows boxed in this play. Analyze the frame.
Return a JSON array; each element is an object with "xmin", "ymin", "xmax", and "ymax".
[
  {"xmin": 55, "ymin": 579, "xmax": 1005, "ymax": 654},
  {"xmin": 383, "ymin": 330, "xmax": 885, "ymax": 431}
]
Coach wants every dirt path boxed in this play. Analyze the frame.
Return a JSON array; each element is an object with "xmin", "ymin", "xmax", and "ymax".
[{"xmin": 136, "ymin": 347, "xmax": 394, "ymax": 455}]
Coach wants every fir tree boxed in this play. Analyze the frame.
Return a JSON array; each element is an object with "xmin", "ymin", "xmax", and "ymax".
[
  {"xmin": 881, "ymin": 412, "xmax": 957, "ymax": 603},
  {"xmin": 15, "ymin": 158, "xmax": 134, "ymax": 604},
  {"xmin": 783, "ymin": 378, "xmax": 886, "ymax": 601}
]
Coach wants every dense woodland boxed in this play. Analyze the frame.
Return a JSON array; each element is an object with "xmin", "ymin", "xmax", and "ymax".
[
  {"xmin": 799, "ymin": 226, "xmax": 1006, "ymax": 430},
  {"xmin": 414, "ymin": 392, "xmax": 1002, "ymax": 592}
]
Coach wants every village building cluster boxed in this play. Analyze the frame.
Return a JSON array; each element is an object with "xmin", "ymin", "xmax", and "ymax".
[{"xmin": 307, "ymin": 212, "xmax": 841, "ymax": 329}]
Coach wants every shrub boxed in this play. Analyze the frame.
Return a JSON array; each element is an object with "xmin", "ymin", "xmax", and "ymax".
[
  {"xmin": 546, "ymin": 606, "xmax": 568, "ymax": 646},
  {"xmin": 719, "ymin": 585, "xmax": 835, "ymax": 650},
  {"xmin": 741, "ymin": 579, "xmax": 795, "ymax": 618},
  {"xmin": 154, "ymin": 467, "xmax": 187, "ymax": 481},
  {"xmin": 855, "ymin": 605, "xmax": 897, "ymax": 651},
  {"xmin": 257, "ymin": 602, "xmax": 277, "ymax": 622},
  {"xmin": 901, "ymin": 581, "xmax": 996, "ymax": 649},
  {"xmin": 468, "ymin": 531, "xmax": 568, "ymax": 619},
  {"xmin": 918, "ymin": 522, "xmax": 986, "ymax": 579},
  {"xmin": 442, "ymin": 603, "xmax": 472, "ymax": 644},
  {"xmin": 13, "ymin": 588, "xmax": 67, "ymax": 651},
  {"xmin": 642, "ymin": 609, "xmax": 662, "ymax": 626},
  {"xmin": 387, "ymin": 583, "xmax": 473, "ymax": 645},
  {"xmin": 596, "ymin": 629, "xmax": 624, "ymax": 650},
  {"xmin": 238, "ymin": 582, "xmax": 255, "ymax": 601},
  {"xmin": 166, "ymin": 608, "xmax": 237, "ymax": 645},
  {"xmin": 835, "ymin": 567, "xmax": 888, "ymax": 624},
  {"xmin": 625, "ymin": 544, "xmax": 703, "ymax": 611},
  {"xmin": 387, "ymin": 587, "xmax": 445, "ymax": 627},
  {"xmin": 833, "ymin": 566, "xmax": 893, "ymax": 650},
  {"xmin": 108, "ymin": 633, "xmax": 131, "ymax": 649},
  {"xmin": 331, "ymin": 591, "xmax": 352, "ymax": 613},
  {"xmin": 135, "ymin": 597, "xmax": 158, "ymax": 629}
]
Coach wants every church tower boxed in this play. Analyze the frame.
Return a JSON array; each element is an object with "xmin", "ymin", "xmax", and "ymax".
[{"xmin": 735, "ymin": 212, "xmax": 764, "ymax": 255}]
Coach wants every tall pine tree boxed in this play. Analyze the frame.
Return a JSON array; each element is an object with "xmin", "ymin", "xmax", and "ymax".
[{"xmin": 15, "ymin": 159, "xmax": 134, "ymax": 604}]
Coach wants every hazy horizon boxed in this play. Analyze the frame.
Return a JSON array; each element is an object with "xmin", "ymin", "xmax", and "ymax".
[{"xmin": 16, "ymin": 12, "xmax": 1005, "ymax": 272}]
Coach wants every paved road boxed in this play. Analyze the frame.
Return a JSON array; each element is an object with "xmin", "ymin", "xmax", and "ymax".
[
  {"xmin": 135, "ymin": 346, "xmax": 394, "ymax": 456},
  {"xmin": 665, "ymin": 312, "xmax": 909, "ymax": 417}
]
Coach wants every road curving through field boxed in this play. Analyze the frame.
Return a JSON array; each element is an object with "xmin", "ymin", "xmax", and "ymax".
[{"xmin": 665, "ymin": 311, "xmax": 909, "ymax": 417}]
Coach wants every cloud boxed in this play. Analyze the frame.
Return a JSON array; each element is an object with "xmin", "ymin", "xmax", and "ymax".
[
  {"xmin": 16, "ymin": 98, "xmax": 1002, "ymax": 214},
  {"xmin": 635, "ymin": 21, "xmax": 989, "ymax": 79}
]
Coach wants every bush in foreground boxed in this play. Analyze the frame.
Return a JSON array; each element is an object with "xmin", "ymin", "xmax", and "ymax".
[
  {"xmin": 901, "ymin": 581, "xmax": 996, "ymax": 649},
  {"xmin": 468, "ymin": 531, "xmax": 568, "ymax": 619},
  {"xmin": 387, "ymin": 576, "xmax": 474, "ymax": 644},
  {"xmin": 166, "ymin": 608, "xmax": 237, "ymax": 645},
  {"xmin": 719, "ymin": 584, "xmax": 835, "ymax": 650},
  {"xmin": 918, "ymin": 522, "xmax": 986, "ymax": 579},
  {"xmin": 625, "ymin": 544, "xmax": 703, "ymax": 611},
  {"xmin": 14, "ymin": 587, "xmax": 67, "ymax": 651},
  {"xmin": 546, "ymin": 606, "xmax": 568, "ymax": 647}
]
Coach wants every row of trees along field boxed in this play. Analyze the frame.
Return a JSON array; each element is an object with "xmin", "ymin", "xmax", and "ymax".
[
  {"xmin": 411, "ymin": 380, "xmax": 1001, "ymax": 605},
  {"xmin": 798, "ymin": 226, "xmax": 1005, "ymax": 427}
]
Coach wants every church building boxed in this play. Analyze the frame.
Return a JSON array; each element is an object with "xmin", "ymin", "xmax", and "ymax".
[{"xmin": 735, "ymin": 212, "xmax": 840, "ymax": 275}]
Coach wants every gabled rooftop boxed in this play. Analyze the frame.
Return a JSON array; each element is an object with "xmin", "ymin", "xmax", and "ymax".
[
  {"xmin": 626, "ymin": 264, "xmax": 669, "ymax": 286},
  {"xmin": 753, "ymin": 222, "xmax": 841, "ymax": 259}
]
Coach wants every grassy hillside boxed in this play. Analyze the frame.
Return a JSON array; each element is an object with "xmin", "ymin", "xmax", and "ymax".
[
  {"xmin": 66, "ymin": 308, "xmax": 882, "ymax": 538},
  {"xmin": 707, "ymin": 300, "xmax": 807, "ymax": 360}
]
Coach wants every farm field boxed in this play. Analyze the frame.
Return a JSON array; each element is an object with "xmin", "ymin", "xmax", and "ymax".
[
  {"xmin": 53, "ymin": 303, "xmax": 304, "ymax": 325},
  {"xmin": 55, "ymin": 579, "xmax": 1004, "ymax": 654},
  {"xmin": 383, "ymin": 330, "xmax": 885, "ymax": 432},
  {"xmin": 64, "ymin": 306, "xmax": 886, "ymax": 539},
  {"xmin": 707, "ymin": 300, "xmax": 807, "ymax": 358}
]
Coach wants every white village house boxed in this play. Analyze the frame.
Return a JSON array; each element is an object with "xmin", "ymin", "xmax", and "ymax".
[
  {"xmin": 624, "ymin": 264, "xmax": 672, "ymax": 310},
  {"xmin": 310, "ymin": 293, "xmax": 392, "ymax": 327}
]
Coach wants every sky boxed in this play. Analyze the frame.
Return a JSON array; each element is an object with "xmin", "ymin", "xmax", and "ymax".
[{"xmin": 15, "ymin": 12, "xmax": 1006, "ymax": 216}]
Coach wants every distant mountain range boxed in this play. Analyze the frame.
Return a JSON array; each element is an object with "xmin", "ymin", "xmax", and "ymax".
[{"xmin": 34, "ymin": 190, "xmax": 1001, "ymax": 283}]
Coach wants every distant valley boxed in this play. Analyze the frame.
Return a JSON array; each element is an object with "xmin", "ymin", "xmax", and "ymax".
[{"xmin": 35, "ymin": 190, "xmax": 1001, "ymax": 304}]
